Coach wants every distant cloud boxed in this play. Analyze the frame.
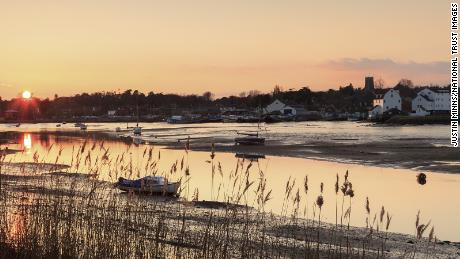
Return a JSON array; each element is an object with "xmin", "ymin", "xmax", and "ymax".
[
  {"xmin": 320, "ymin": 58, "xmax": 449, "ymax": 87},
  {"xmin": 324, "ymin": 58, "xmax": 448, "ymax": 74}
]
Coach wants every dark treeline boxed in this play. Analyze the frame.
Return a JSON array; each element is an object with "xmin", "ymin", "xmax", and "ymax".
[{"xmin": 0, "ymin": 79, "xmax": 450, "ymax": 120}]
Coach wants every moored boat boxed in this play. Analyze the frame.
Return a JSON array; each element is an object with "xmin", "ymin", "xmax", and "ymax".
[
  {"xmin": 235, "ymin": 153, "xmax": 266, "ymax": 160},
  {"xmin": 114, "ymin": 176, "xmax": 180, "ymax": 196},
  {"xmin": 133, "ymin": 125, "xmax": 142, "ymax": 135},
  {"xmin": 234, "ymin": 132, "xmax": 265, "ymax": 145}
]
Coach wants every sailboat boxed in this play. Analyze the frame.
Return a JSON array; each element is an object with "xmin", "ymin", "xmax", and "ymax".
[
  {"xmin": 234, "ymin": 106, "xmax": 265, "ymax": 145},
  {"xmin": 133, "ymin": 101, "xmax": 142, "ymax": 135}
]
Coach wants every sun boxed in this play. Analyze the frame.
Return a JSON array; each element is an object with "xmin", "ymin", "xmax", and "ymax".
[{"xmin": 22, "ymin": 90, "xmax": 31, "ymax": 99}]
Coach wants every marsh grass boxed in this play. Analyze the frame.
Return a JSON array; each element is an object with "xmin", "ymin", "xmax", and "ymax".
[{"xmin": 0, "ymin": 139, "xmax": 443, "ymax": 258}]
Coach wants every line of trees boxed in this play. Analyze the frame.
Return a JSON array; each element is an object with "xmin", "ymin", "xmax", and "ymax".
[{"xmin": 0, "ymin": 79, "xmax": 450, "ymax": 120}]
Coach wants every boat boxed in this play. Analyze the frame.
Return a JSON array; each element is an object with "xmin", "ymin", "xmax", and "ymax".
[
  {"xmin": 56, "ymin": 124, "xmax": 61, "ymax": 127},
  {"xmin": 133, "ymin": 125, "xmax": 142, "ymax": 135},
  {"xmin": 167, "ymin": 115, "xmax": 186, "ymax": 124},
  {"xmin": 222, "ymin": 115, "xmax": 239, "ymax": 123},
  {"xmin": 15, "ymin": 123, "xmax": 20, "ymax": 127},
  {"xmin": 234, "ymin": 108, "xmax": 265, "ymax": 145},
  {"xmin": 234, "ymin": 132, "xmax": 265, "ymax": 145},
  {"xmin": 235, "ymin": 153, "xmax": 266, "ymax": 160},
  {"xmin": 115, "ymin": 127, "xmax": 122, "ymax": 132},
  {"xmin": 74, "ymin": 122, "xmax": 84, "ymax": 127},
  {"xmin": 133, "ymin": 101, "xmax": 142, "ymax": 135},
  {"xmin": 114, "ymin": 176, "xmax": 180, "ymax": 196},
  {"xmin": 80, "ymin": 124, "xmax": 87, "ymax": 130},
  {"xmin": 167, "ymin": 114, "xmax": 206, "ymax": 124}
]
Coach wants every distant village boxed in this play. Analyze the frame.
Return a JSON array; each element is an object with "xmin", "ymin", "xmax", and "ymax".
[{"xmin": 0, "ymin": 76, "xmax": 451, "ymax": 124}]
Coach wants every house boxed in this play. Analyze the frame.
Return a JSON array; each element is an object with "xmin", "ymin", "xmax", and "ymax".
[
  {"xmin": 371, "ymin": 88, "xmax": 402, "ymax": 116},
  {"xmin": 264, "ymin": 99, "xmax": 286, "ymax": 114},
  {"xmin": 264, "ymin": 99, "xmax": 306, "ymax": 116},
  {"xmin": 411, "ymin": 88, "xmax": 450, "ymax": 114}
]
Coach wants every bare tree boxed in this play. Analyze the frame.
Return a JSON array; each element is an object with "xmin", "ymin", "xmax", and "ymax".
[
  {"xmin": 248, "ymin": 90, "xmax": 261, "ymax": 97},
  {"xmin": 273, "ymin": 85, "xmax": 282, "ymax": 96},
  {"xmin": 202, "ymin": 91, "xmax": 214, "ymax": 101},
  {"xmin": 398, "ymin": 78, "xmax": 414, "ymax": 88},
  {"xmin": 375, "ymin": 78, "xmax": 385, "ymax": 89}
]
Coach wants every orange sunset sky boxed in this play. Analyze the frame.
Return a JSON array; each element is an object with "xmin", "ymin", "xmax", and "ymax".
[{"xmin": 0, "ymin": 0, "xmax": 450, "ymax": 99}]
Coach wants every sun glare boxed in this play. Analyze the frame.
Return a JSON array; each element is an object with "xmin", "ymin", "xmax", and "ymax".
[{"xmin": 22, "ymin": 90, "xmax": 31, "ymax": 99}]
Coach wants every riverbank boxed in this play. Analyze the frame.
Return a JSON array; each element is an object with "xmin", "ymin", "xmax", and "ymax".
[
  {"xmin": 164, "ymin": 137, "xmax": 460, "ymax": 174},
  {"xmin": 0, "ymin": 163, "xmax": 458, "ymax": 258},
  {"xmin": 1, "ymin": 124, "xmax": 458, "ymax": 174}
]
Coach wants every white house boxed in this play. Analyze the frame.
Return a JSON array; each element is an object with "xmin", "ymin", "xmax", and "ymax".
[
  {"xmin": 107, "ymin": 110, "xmax": 117, "ymax": 116},
  {"xmin": 264, "ymin": 99, "xmax": 286, "ymax": 114},
  {"xmin": 412, "ymin": 88, "xmax": 450, "ymax": 114},
  {"xmin": 372, "ymin": 88, "xmax": 402, "ymax": 115},
  {"xmin": 264, "ymin": 99, "xmax": 305, "ymax": 116}
]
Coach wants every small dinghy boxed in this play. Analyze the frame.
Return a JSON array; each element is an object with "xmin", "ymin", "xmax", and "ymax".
[
  {"xmin": 235, "ymin": 153, "xmax": 266, "ymax": 160},
  {"xmin": 115, "ymin": 176, "xmax": 180, "ymax": 196},
  {"xmin": 133, "ymin": 126, "xmax": 142, "ymax": 135},
  {"xmin": 234, "ymin": 132, "xmax": 265, "ymax": 145}
]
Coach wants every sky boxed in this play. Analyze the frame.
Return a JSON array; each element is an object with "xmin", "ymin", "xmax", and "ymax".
[{"xmin": 0, "ymin": 0, "xmax": 450, "ymax": 99}]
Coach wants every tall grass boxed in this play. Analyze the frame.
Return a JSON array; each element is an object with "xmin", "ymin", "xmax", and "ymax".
[{"xmin": 0, "ymin": 138, "xmax": 443, "ymax": 258}]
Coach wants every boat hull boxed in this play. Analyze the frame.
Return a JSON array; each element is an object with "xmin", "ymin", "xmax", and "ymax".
[
  {"xmin": 234, "ymin": 137, "xmax": 265, "ymax": 145},
  {"xmin": 116, "ymin": 181, "xmax": 180, "ymax": 195}
]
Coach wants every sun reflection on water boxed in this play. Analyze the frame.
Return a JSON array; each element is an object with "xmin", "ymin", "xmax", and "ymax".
[{"xmin": 23, "ymin": 133, "xmax": 32, "ymax": 152}]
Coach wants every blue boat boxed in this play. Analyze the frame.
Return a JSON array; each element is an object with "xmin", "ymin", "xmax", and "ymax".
[{"xmin": 115, "ymin": 176, "xmax": 180, "ymax": 196}]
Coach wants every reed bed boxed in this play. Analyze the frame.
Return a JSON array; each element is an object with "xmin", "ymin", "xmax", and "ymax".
[{"xmin": 0, "ymin": 138, "xmax": 451, "ymax": 259}]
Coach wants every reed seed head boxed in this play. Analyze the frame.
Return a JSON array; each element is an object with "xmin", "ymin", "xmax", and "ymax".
[{"xmin": 316, "ymin": 195, "xmax": 324, "ymax": 209}]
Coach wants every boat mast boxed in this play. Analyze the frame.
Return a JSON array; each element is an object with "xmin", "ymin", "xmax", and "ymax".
[{"xmin": 136, "ymin": 94, "xmax": 139, "ymax": 127}]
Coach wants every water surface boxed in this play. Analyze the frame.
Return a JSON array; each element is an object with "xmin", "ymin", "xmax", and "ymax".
[{"xmin": 2, "ymin": 132, "xmax": 459, "ymax": 241}]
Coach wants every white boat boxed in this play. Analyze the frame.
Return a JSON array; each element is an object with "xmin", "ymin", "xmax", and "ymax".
[
  {"xmin": 80, "ymin": 124, "xmax": 87, "ymax": 130},
  {"xmin": 115, "ymin": 176, "xmax": 180, "ymax": 196}
]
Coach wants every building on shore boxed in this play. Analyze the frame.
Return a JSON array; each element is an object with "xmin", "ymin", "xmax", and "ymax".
[
  {"xmin": 411, "ymin": 88, "xmax": 450, "ymax": 115},
  {"xmin": 264, "ymin": 99, "xmax": 307, "ymax": 116},
  {"xmin": 372, "ymin": 88, "xmax": 402, "ymax": 111}
]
